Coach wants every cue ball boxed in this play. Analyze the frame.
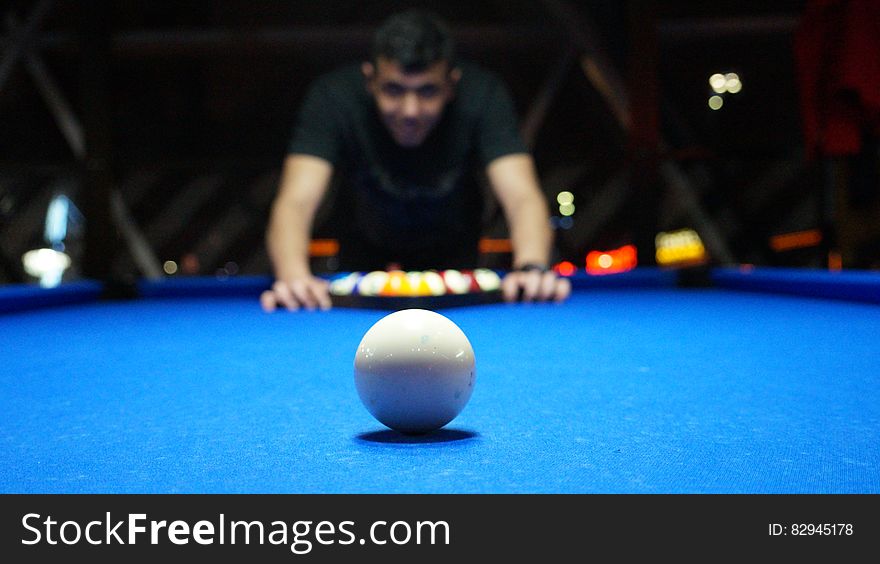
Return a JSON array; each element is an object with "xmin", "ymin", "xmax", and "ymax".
[{"xmin": 354, "ymin": 309, "xmax": 476, "ymax": 434}]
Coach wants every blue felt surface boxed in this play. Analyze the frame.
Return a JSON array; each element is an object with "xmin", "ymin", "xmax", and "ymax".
[{"xmin": 2, "ymin": 282, "xmax": 879, "ymax": 494}]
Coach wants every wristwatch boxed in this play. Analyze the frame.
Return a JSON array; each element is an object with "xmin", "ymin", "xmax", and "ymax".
[{"xmin": 515, "ymin": 263, "xmax": 549, "ymax": 273}]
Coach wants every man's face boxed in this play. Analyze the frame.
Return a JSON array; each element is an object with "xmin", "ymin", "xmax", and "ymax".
[{"xmin": 363, "ymin": 57, "xmax": 460, "ymax": 148}]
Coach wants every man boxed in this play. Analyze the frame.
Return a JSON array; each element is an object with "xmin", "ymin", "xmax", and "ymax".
[{"xmin": 261, "ymin": 9, "xmax": 571, "ymax": 312}]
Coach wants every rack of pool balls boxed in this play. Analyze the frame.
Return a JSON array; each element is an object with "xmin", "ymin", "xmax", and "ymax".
[{"xmin": 329, "ymin": 268, "xmax": 503, "ymax": 309}]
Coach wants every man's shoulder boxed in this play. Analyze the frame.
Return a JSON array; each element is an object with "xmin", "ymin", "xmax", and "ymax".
[{"xmin": 453, "ymin": 60, "xmax": 512, "ymax": 117}]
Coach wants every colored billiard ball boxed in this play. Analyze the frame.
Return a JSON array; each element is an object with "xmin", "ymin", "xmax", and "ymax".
[
  {"xmin": 441, "ymin": 269, "xmax": 471, "ymax": 294},
  {"xmin": 328, "ymin": 271, "xmax": 362, "ymax": 296},
  {"xmin": 354, "ymin": 309, "xmax": 476, "ymax": 434},
  {"xmin": 473, "ymin": 268, "xmax": 502, "ymax": 292},
  {"xmin": 358, "ymin": 270, "xmax": 389, "ymax": 296},
  {"xmin": 422, "ymin": 270, "xmax": 447, "ymax": 296}
]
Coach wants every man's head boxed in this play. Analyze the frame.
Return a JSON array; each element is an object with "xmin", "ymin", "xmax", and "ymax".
[{"xmin": 362, "ymin": 10, "xmax": 461, "ymax": 148}]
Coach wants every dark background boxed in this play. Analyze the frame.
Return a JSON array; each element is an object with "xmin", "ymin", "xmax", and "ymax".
[{"xmin": 1, "ymin": 0, "xmax": 876, "ymax": 285}]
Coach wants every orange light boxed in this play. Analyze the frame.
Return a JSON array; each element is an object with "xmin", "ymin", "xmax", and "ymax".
[
  {"xmin": 770, "ymin": 229, "xmax": 823, "ymax": 252},
  {"xmin": 617, "ymin": 244, "xmax": 638, "ymax": 268},
  {"xmin": 586, "ymin": 244, "xmax": 638, "ymax": 275},
  {"xmin": 553, "ymin": 261, "xmax": 577, "ymax": 277},
  {"xmin": 828, "ymin": 251, "xmax": 842, "ymax": 271},
  {"xmin": 309, "ymin": 239, "xmax": 339, "ymax": 257},
  {"xmin": 479, "ymin": 238, "xmax": 513, "ymax": 254}
]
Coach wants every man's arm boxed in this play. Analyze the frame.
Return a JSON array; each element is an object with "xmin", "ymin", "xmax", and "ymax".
[
  {"xmin": 261, "ymin": 154, "xmax": 335, "ymax": 312},
  {"xmin": 486, "ymin": 153, "xmax": 571, "ymax": 303}
]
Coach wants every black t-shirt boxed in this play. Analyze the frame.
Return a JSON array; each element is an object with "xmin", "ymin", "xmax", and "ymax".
[{"xmin": 287, "ymin": 60, "xmax": 528, "ymax": 270}]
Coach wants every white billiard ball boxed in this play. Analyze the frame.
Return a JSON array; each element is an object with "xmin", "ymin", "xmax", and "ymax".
[{"xmin": 354, "ymin": 309, "xmax": 476, "ymax": 434}]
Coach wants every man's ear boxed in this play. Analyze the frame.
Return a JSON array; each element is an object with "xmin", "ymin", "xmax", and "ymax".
[
  {"xmin": 361, "ymin": 62, "xmax": 375, "ymax": 81},
  {"xmin": 447, "ymin": 67, "xmax": 462, "ymax": 99},
  {"xmin": 449, "ymin": 67, "xmax": 462, "ymax": 85},
  {"xmin": 361, "ymin": 61, "xmax": 376, "ymax": 94}
]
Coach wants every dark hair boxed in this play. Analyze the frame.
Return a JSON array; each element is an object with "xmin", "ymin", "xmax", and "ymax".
[{"xmin": 372, "ymin": 9, "xmax": 455, "ymax": 72}]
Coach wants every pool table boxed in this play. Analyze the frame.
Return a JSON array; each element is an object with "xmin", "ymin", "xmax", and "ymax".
[{"xmin": 2, "ymin": 266, "xmax": 879, "ymax": 495}]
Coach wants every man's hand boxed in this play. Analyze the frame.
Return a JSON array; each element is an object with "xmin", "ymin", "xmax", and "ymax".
[
  {"xmin": 500, "ymin": 269, "xmax": 571, "ymax": 303},
  {"xmin": 260, "ymin": 276, "xmax": 333, "ymax": 312}
]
